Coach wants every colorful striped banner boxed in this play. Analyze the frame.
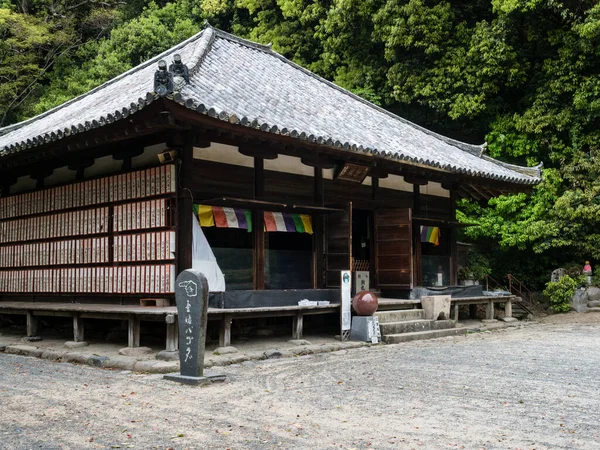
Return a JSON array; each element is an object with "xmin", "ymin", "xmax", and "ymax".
[
  {"xmin": 194, "ymin": 205, "xmax": 311, "ymax": 234},
  {"xmin": 420, "ymin": 226, "xmax": 440, "ymax": 246},
  {"xmin": 194, "ymin": 205, "xmax": 252, "ymax": 232},
  {"xmin": 264, "ymin": 212, "xmax": 313, "ymax": 234}
]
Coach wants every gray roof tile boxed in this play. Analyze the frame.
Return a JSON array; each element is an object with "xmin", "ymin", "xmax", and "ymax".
[{"xmin": 0, "ymin": 26, "xmax": 541, "ymax": 185}]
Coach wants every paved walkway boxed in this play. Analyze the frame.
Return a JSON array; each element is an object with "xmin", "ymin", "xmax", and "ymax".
[{"xmin": 1, "ymin": 317, "xmax": 599, "ymax": 449}]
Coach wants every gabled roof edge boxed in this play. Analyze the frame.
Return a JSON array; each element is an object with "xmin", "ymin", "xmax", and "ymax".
[{"xmin": 0, "ymin": 27, "xmax": 211, "ymax": 138}]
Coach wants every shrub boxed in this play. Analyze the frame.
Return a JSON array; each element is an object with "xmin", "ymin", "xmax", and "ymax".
[{"xmin": 543, "ymin": 275, "xmax": 578, "ymax": 313}]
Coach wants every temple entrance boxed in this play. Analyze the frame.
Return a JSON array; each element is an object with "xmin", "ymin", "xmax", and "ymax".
[{"xmin": 352, "ymin": 209, "xmax": 374, "ymax": 277}]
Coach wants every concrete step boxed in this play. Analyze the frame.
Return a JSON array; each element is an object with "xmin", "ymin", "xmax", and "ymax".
[
  {"xmin": 374, "ymin": 309, "xmax": 424, "ymax": 323},
  {"xmin": 380, "ymin": 319, "xmax": 456, "ymax": 335},
  {"xmin": 587, "ymin": 301, "xmax": 600, "ymax": 308},
  {"xmin": 587, "ymin": 307, "xmax": 600, "ymax": 313},
  {"xmin": 383, "ymin": 327, "xmax": 468, "ymax": 344}
]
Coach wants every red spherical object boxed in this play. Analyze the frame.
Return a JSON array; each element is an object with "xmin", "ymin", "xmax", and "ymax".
[{"xmin": 352, "ymin": 290, "xmax": 378, "ymax": 316}]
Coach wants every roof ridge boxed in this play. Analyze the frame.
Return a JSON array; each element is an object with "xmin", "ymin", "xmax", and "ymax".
[
  {"xmin": 480, "ymin": 155, "xmax": 543, "ymax": 178},
  {"xmin": 209, "ymin": 27, "xmax": 485, "ymax": 157},
  {"xmin": 0, "ymin": 27, "xmax": 211, "ymax": 137}
]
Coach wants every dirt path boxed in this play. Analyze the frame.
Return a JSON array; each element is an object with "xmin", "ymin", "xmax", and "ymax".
[{"xmin": 2, "ymin": 318, "xmax": 600, "ymax": 449}]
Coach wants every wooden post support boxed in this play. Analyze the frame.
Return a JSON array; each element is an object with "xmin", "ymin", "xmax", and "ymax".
[
  {"xmin": 128, "ymin": 314, "xmax": 141, "ymax": 348},
  {"xmin": 452, "ymin": 304, "xmax": 459, "ymax": 322},
  {"xmin": 486, "ymin": 301, "xmax": 495, "ymax": 320},
  {"xmin": 166, "ymin": 314, "xmax": 178, "ymax": 351},
  {"xmin": 219, "ymin": 315, "xmax": 232, "ymax": 347},
  {"xmin": 73, "ymin": 315, "xmax": 85, "ymax": 342},
  {"xmin": 26, "ymin": 312, "xmax": 38, "ymax": 337},
  {"xmin": 292, "ymin": 312, "xmax": 304, "ymax": 340},
  {"xmin": 505, "ymin": 300, "xmax": 513, "ymax": 318}
]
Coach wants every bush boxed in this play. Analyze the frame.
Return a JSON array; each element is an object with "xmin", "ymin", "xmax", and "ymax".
[{"xmin": 543, "ymin": 275, "xmax": 578, "ymax": 313}]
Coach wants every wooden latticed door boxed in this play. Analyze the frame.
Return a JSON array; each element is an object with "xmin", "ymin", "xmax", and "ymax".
[
  {"xmin": 374, "ymin": 208, "xmax": 413, "ymax": 290},
  {"xmin": 324, "ymin": 202, "xmax": 352, "ymax": 288}
]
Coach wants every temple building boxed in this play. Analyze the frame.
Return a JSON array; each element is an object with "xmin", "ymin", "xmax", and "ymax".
[{"xmin": 0, "ymin": 26, "xmax": 540, "ymax": 347}]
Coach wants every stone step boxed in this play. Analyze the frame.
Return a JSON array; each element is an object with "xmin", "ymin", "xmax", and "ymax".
[
  {"xmin": 587, "ymin": 301, "xmax": 600, "ymax": 308},
  {"xmin": 374, "ymin": 309, "xmax": 424, "ymax": 323},
  {"xmin": 587, "ymin": 307, "xmax": 600, "ymax": 313},
  {"xmin": 380, "ymin": 319, "xmax": 456, "ymax": 335},
  {"xmin": 383, "ymin": 327, "xmax": 468, "ymax": 344}
]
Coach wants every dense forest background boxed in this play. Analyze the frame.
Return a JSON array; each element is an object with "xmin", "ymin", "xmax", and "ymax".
[{"xmin": 1, "ymin": 0, "xmax": 599, "ymax": 289}]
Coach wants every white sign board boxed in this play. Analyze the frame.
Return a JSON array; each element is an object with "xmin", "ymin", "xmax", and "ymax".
[{"xmin": 341, "ymin": 270, "xmax": 352, "ymax": 332}]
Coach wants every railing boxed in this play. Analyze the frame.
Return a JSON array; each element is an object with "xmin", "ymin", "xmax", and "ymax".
[
  {"xmin": 508, "ymin": 274, "xmax": 534, "ymax": 304},
  {"xmin": 484, "ymin": 274, "xmax": 507, "ymax": 292}
]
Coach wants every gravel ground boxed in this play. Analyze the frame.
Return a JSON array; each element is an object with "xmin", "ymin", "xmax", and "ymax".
[{"xmin": 1, "ymin": 316, "xmax": 599, "ymax": 450}]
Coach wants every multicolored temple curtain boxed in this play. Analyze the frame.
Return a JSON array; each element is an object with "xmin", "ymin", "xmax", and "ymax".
[
  {"xmin": 193, "ymin": 205, "xmax": 252, "ymax": 232},
  {"xmin": 420, "ymin": 225, "xmax": 440, "ymax": 246},
  {"xmin": 264, "ymin": 212, "xmax": 313, "ymax": 234},
  {"xmin": 193, "ymin": 206, "xmax": 312, "ymax": 234}
]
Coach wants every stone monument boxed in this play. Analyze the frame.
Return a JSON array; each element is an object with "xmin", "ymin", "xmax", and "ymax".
[{"xmin": 164, "ymin": 269, "xmax": 225, "ymax": 385}]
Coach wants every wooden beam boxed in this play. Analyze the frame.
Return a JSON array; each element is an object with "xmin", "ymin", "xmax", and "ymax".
[
  {"xmin": 240, "ymin": 145, "xmax": 278, "ymax": 160},
  {"xmin": 301, "ymin": 155, "xmax": 336, "ymax": 169},
  {"xmin": 404, "ymin": 175, "xmax": 429, "ymax": 186},
  {"xmin": 176, "ymin": 131, "xmax": 194, "ymax": 273}
]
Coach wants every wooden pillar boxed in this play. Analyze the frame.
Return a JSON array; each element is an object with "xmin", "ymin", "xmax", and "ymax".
[
  {"xmin": 254, "ymin": 157, "xmax": 265, "ymax": 290},
  {"xmin": 371, "ymin": 176, "xmax": 379, "ymax": 201},
  {"xmin": 413, "ymin": 183, "xmax": 421, "ymax": 215},
  {"xmin": 128, "ymin": 315, "xmax": 141, "ymax": 348},
  {"xmin": 73, "ymin": 315, "xmax": 84, "ymax": 342},
  {"xmin": 219, "ymin": 314, "xmax": 232, "ymax": 347},
  {"xmin": 292, "ymin": 312, "xmax": 304, "ymax": 339},
  {"xmin": 176, "ymin": 133, "xmax": 194, "ymax": 272},
  {"xmin": 314, "ymin": 167, "xmax": 324, "ymax": 288},
  {"xmin": 505, "ymin": 300, "xmax": 513, "ymax": 318},
  {"xmin": 452, "ymin": 304, "xmax": 459, "ymax": 322},
  {"xmin": 26, "ymin": 312, "xmax": 38, "ymax": 337},
  {"xmin": 486, "ymin": 301, "xmax": 495, "ymax": 320},
  {"xmin": 449, "ymin": 188, "xmax": 458, "ymax": 285},
  {"xmin": 165, "ymin": 314, "xmax": 178, "ymax": 351}
]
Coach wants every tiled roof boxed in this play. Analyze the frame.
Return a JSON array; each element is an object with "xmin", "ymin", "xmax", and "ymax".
[{"xmin": 0, "ymin": 25, "xmax": 541, "ymax": 185}]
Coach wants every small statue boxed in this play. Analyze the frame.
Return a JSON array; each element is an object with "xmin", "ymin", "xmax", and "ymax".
[
  {"xmin": 154, "ymin": 60, "xmax": 173, "ymax": 96},
  {"xmin": 169, "ymin": 54, "xmax": 190, "ymax": 83},
  {"xmin": 551, "ymin": 268, "xmax": 565, "ymax": 283},
  {"xmin": 583, "ymin": 261, "xmax": 592, "ymax": 285}
]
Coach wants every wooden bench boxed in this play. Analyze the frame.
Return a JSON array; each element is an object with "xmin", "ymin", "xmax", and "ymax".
[
  {"xmin": 449, "ymin": 295, "xmax": 519, "ymax": 321},
  {"xmin": 0, "ymin": 301, "xmax": 340, "ymax": 349},
  {"xmin": 207, "ymin": 303, "xmax": 340, "ymax": 347},
  {"xmin": 0, "ymin": 302, "xmax": 179, "ymax": 350}
]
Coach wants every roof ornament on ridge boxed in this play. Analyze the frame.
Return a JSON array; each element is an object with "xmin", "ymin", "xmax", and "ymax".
[
  {"xmin": 154, "ymin": 54, "xmax": 189, "ymax": 96},
  {"xmin": 169, "ymin": 54, "xmax": 190, "ymax": 91},
  {"xmin": 154, "ymin": 60, "xmax": 173, "ymax": 96}
]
